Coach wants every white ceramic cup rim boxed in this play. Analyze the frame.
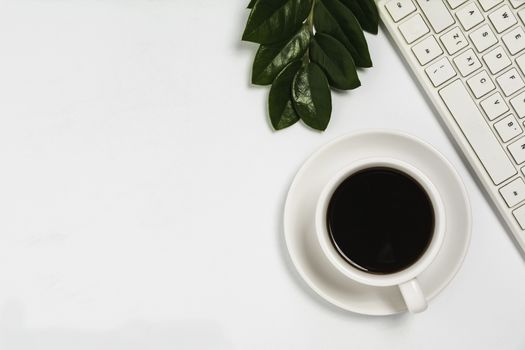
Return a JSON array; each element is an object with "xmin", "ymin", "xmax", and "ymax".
[{"xmin": 315, "ymin": 157, "xmax": 446, "ymax": 287}]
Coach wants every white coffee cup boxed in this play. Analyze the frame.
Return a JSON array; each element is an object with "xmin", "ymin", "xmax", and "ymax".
[{"xmin": 315, "ymin": 157, "xmax": 446, "ymax": 313}]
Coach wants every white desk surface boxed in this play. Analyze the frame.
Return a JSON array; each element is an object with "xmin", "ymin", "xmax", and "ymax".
[{"xmin": 0, "ymin": 1, "xmax": 523, "ymax": 349}]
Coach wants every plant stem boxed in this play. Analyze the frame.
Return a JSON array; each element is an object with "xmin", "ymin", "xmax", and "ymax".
[
  {"xmin": 307, "ymin": 0, "xmax": 316, "ymax": 34},
  {"xmin": 304, "ymin": 0, "xmax": 316, "ymax": 64}
]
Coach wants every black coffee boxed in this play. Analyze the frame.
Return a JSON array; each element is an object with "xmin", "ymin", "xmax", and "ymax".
[{"xmin": 326, "ymin": 167, "xmax": 434, "ymax": 274}]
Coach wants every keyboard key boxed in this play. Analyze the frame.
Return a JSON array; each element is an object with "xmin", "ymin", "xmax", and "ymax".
[
  {"xmin": 467, "ymin": 70, "xmax": 495, "ymax": 98},
  {"xmin": 500, "ymin": 177, "xmax": 525, "ymax": 207},
  {"xmin": 510, "ymin": 0, "xmax": 525, "ymax": 9},
  {"xmin": 516, "ymin": 53, "xmax": 525, "ymax": 74},
  {"xmin": 454, "ymin": 49, "xmax": 482, "ymax": 76},
  {"xmin": 497, "ymin": 69, "xmax": 525, "ymax": 96},
  {"xmin": 386, "ymin": 0, "xmax": 416, "ymax": 22},
  {"xmin": 441, "ymin": 27, "xmax": 468, "ymax": 55},
  {"xmin": 440, "ymin": 80, "xmax": 517, "ymax": 184},
  {"xmin": 513, "ymin": 203, "xmax": 525, "ymax": 229},
  {"xmin": 425, "ymin": 57, "xmax": 456, "ymax": 86},
  {"xmin": 489, "ymin": 5, "xmax": 518, "ymax": 33},
  {"xmin": 415, "ymin": 0, "xmax": 455, "ymax": 33},
  {"xmin": 510, "ymin": 91, "xmax": 525, "ymax": 118},
  {"xmin": 447, "ymin": 0, "xmax": 468, "ymax": 8},
  {"xmin": 509, "ymin": 136, "xmax": 525, "ymax": 163},
  {"xmin": 412, "ymin": 36, "xmax": 443, "ymax": 65},
  {"xmin": 481, "ymin": 92, "xmax": 510, "ymax": 120},
  {"xmin": 456, "ymin": 3, "xmax": 484, "ymax": 30},
  {"xmin": 478, "ymin": 0, "xmax": 503, "ymax": 11},
  {"xmin": 502, "ymin": 27, "xmax": 525, "ymax": 55},
  {"xmin": 495, "ymin": 115, "xmax": 522, "ymax": 141},
  {"xmin": 470, "ymin": 25, "xmax": 498, "ymax": 53},
  {"xmin": 519, "ymin": 9, "xmax": 525, "ymax": 24},
  {"xmin": 399, "ymin": 14, "xmax": 429, "ymax": 44},
  {"xmin": 483, "ymin": 46, "xmax": 511, "ymax": 74}
]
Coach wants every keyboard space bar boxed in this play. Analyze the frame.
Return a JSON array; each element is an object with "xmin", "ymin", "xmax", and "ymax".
[{"xmin": 440, "ymin": 80, "xmax": 517, "ymax": 185}]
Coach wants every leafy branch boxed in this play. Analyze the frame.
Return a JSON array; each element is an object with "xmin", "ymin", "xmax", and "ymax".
[{"xmin": 242, "ymin": 0, "xmax": 378, "ymax": 131}]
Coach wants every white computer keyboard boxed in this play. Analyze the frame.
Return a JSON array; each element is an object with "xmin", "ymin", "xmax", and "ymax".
[{"xmin": 378, "ymin": 0, "xmax": 525, "ymax": 254}]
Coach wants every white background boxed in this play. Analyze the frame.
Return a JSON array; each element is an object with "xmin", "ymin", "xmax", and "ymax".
[{"xmin": 0, "ymin": 0, "xmax": 523, "ymax": 349}]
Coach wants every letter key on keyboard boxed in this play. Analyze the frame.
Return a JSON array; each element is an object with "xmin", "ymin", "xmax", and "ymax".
[
  {"xmin": 456, "ymin": 3, "xmax": 484, "ymax": 30},
  {"xmin": 481, "ymin": 92, "xmax": 509, "ymax": 120},
  {"xmin": 469, "ymin": 24, "xmax": 498, "ymax": 52},
  {"xmin": 440, "ymin": 27, "xmax": 468, "ymax": 54}
]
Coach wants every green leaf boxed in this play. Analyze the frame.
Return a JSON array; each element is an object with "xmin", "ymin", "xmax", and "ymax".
[
  {"xmin": 292, "ymin": 62, "xmax": 332, "ymax": 130},
  {"xmin": 338, "ymin": 0, "xmax": 378, "ymax": 34},
  {"xmin": 247, "ymin": 0, "xmax": 258, "ymax": 9},
  {"xmin": 310, "ymin": 33, "xmax": 360, "ymax": 90},
  {"xmin": 314, "ymin": 0, "xmax": 372, "ymax": 67},
  {"xmin": 358, "ymin": 0, "xmax": 379, "ymax": 32},
  {"xmin": 242, "ymin": 0, "xmax": 313, "ymax": 45},
  {"xmin": 269, "ymin": 61, "xmax": 302, "ymax": 130},
  {"xmin": 252, "ymin": 25, "xmax": 311, "ymax": 85}
]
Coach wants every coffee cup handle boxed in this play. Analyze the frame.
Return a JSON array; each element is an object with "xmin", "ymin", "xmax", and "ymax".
[{"xmin": 399, "ymin": 278, "xmax": 427, "ymax": 313}]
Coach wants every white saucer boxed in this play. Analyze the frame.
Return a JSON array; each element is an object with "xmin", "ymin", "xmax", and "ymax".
[{"xmin": 284, "ymin": 130, "xmax": 471, "ymax": 316}]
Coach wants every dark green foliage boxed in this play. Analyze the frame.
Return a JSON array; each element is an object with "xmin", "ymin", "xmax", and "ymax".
[
  {"xmin": 310, "ymin": 33, "xmax": 360, "ymax": 90},
  {"xmin": 243, "ymin": 0, "xmax": 378, "ymax": 130},
  {"xmin": 269, "ymin": 61, "xmax": 303, "ymax": 129},
  {"xmin": 292, "ymin": 62, "xmax": 332, "ymax": 130}
]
